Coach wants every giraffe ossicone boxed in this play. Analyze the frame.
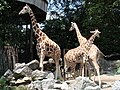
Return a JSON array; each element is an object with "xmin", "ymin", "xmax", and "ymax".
[{"xmin": 19, "ymin": 4, "xmax": 62, "ymax": 80}]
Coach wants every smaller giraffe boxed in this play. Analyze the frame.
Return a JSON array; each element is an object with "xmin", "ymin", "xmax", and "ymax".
[
  {"xmin": 80, "ymin": 29, "xmax": 101, "ymax": 78},
  {"xmin": 64, "ymin": 46, "xmax": 84, "ymax": 79}
]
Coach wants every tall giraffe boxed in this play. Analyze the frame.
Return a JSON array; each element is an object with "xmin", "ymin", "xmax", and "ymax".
[
  {"xmin": 64, "ymin": 29, "xmax": 100, "ymax": 79},
  {"xmin": 19, "ymin": 4, "xmax": 62, "ymax": 79},
  {"xmin": 69, "ymin": 22, "xmax": 104, "ymax": 87}
]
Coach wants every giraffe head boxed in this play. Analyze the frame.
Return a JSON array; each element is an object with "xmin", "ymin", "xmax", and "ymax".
[
  {"xmin": 90, "ymin": 29, "xmax": 101, "ymax": 38},
  {"xmin": 69, "ymin": 22, "xmax": 77, "ymax": 31},
  {"xmin": 19, "ymin": 4, "xmax": 30, "ymax": 15}
]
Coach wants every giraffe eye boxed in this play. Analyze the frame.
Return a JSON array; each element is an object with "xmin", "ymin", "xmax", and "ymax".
[{"xmin": 24, "ymin": 7, "xmax": 27, "ymax": 10}]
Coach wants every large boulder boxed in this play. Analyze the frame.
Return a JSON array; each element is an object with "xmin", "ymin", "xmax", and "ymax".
[
  {"xmin": 13, "ymin": 63, "xmax": 33, "ymax": 79},
  {"xmin": 32, "ymin": 70, "xmax": 54, "ymax": 80},
  {"xmin": 27, "ymin": 80, "xmax": 42, "ymax": 90},
  {"xmin": 112, "ymin": 80, "xmax": 120, "ymax": 90},
  {"xmin": 4, "ymin": 69, "xmax": 13, "ymax": 80},
  {"xmin": 26, "ymin": 59, "xmax": 39, "ymax": 70},
  {"xmin": 68, "ymin": 76, "xmax": 100, "ymax": 90},
  {"xmin": 28, "ymin": 79, "xmax": 55, "ymax": 90},
  {"xmin": 42, "ymin": 79, "xmax": 55, "ymax": 90}
]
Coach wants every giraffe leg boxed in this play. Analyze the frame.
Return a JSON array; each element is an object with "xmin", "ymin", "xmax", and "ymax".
[
  {"xmin": 71, "ymin": 63, "xmax": 76, "ymax": 79},
  {"xmin": 92, "ymin": 61, "xmax": 101, "ymax": 87},
  {"xmin": 55, "ymin": 58, "xmax": 62, "ymax": 80},
  {"xmin": 64, "ymin": 59, "xmax": 69, "ymax": 80},
  {"xmin": 87, "ymin": 62, "xmax": 93, "ymax": 80},
  {"xmin": 39, "ymin": 52, "xmax": 45, "ymax": 71},
  {"xmin": 82, "ymin": 63, "xmax": 84, "ymax": 77},
  {"xmin": 85, "ymin": 62, "xmax": 88, "ymax": 77}
]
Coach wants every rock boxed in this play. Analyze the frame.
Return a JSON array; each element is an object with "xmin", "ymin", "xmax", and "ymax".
[
  {"xmin": 84, "ymin": 86, "xmax": 100, "ymax": 90},
  {"xmin": 54, "ymin": 83, "xmax": 62, "ymax": 89},
  {"xmin": 11, "ymin": 77, "xmax": 32, "ymax": 85},
  {"xmin": 4, "ymin": 69, "xmax": 13, "ymax": 80},
  {"xmin": 14, "ymin": 63, "xmax": 26, "ymax": 68},
  {"xmin": 26, "ymin": 59, "xmax": 39, "ymax": 70},
  {"xmin": 28, "ymin": 80, "xmax": 57, "ymax": 90},
  {"xmin": 13, "ymin": 64, "xmax": 33, "ymax": 79},
  {"xmin": 42, "ymin": 79, "xmax": 55, "ymax": 90},
  {"xmin": 46, "ymin": 72, "xmax": 54, "ymax": 79},
  {"xmin": 27, "ymin": 80, "xmax": 42, "ymax": 90},
  {"xmin": 112, "ymin": 80, "xmax": 120, "ymax": 90},
  {"xmin": 32, "ymin": 70, "xmax": 54, "ymax": 80},
  {"xmin": 54, "ymin": 82, "xmax": 68, "ymax": 90},
  {"xmin": 68, "ymin": 76, "xmax": 100, "ymax": 90},
  {"xmin": 61, "ymin": 82, "xmax": 69, "ymax": 90},
  {"xmin": 116, "ymin": 67, "xmax": 120, "ymax": 74},
  {"xmin": 32, "ymin": 70, "xmax": 48, "ymax": 80}
]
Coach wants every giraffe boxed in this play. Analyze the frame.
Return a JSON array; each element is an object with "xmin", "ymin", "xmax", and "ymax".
[
  {"xmin": 64, "ymin": 46, "xmax": 84, "ymax": 79},
  {"xmin": 64, "ymin": 29, "xmax": 100, "ymax": 80},
  {"xmin": 69, "ymin": 22, "xmax": 104, "ymax": 87},
  {"xmin": 19, "ymin": 4, "xmax": 62, "ymax": 79},
  {"xmin": 80, "ymin": 29, "xmax": 101, "ymax": 80}
]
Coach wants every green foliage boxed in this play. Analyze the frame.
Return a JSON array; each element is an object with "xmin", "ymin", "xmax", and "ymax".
[
  {"xmin": 0, "ymin": 77, "xmax": 27, "ymax": 90},
  {"xmin": 0, "ymin": 76, "xmax": 9, "ymax": 90},
  {"xmin": 82, "ymin": 0, "xmax": 120, "ymax": 54},
  {"xmin": 45, "ymin": 0, "xmax": 120, "ymax": 54},
  {"xmin": 0, "ymin": 0, "xmax": 25, "ymax": 47},
  {"xmin": 0, "ymin": 0, "xmax": 120, "ymax": 57},
  {"xmin": 10, "ymin": 85, "xmax": 27, "ymax": 90},
  {"xmin": 0, "ymin": 77, "xmax": 7, "ymax": 87},
  {"xmin": 43, "ymin": 19, "xmax": 78, "ymax": 49}
]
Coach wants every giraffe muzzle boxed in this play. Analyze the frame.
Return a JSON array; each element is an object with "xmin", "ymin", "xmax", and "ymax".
[{"xmin": 19, "ymin": 11, "xmax": 22, "ymax": 15}]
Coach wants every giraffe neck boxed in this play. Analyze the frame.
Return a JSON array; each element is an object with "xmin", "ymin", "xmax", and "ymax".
[
  {"xmin": 75, "ymin": 26, "xmax": 87, "ymax": 44},
  {"xmin": 88, "ymin": 33, "xmax": 97, "ymax": 45},
  {"xmin": 83, "ymin": 33, "xmax": 97, "ymax": 53},
  {"xmin": 28, "ymin": 7, "xmax": 43, "ymax": 41}
]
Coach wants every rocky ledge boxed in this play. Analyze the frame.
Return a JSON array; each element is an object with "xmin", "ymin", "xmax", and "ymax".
[{"xmin": 1, "ymin": 60, "xmax": 102, "ymax": 90}]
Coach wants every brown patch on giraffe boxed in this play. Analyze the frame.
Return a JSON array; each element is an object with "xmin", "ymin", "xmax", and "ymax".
[
  {"xmin": 42, "ymin": 34, "xmax": 46, "ymax": 40},
  {"xmin": 35, "ymin": 34, "xmax": 39, "ymax": 39},
  {"xmin": 36, "ymin": 24, "xmax": 39, "ymax": 28},
  {"xmin": 32, "ymin": 20, "xmax": 35, "ymax": 25},
  {"xmin": 54, "ymin": 47, "xmax": 56, "ymax": 51},
  {"xmin": 45, "ymin": 43, "xmax": 49, "ymax": 47},
  {"xmin": 37, "ymin": 38, "xmax": 42, "ymax": 42},
  {"xmin": 46, "ymin": 47, "xmax": 49, "ymax": 51},
  {"xmin": 33, "ymin": 25, "xmax": 37, "ymax": 30},
  {"xmin": 50, "ymin": 48, "xmax": 53, "ymax": 52},
  {"xmin": 31, "ymin": 16, "xmax": 35, "ymax": 21},
  {"xmin": 41, "ymin": 45, "xmax": 45, "ymax": 49},
  {"xmin": 40, "ymin": 32, "xmax": 42, "ymax": 36},
  {"xmin": 50, "ymin": 45, "xmax": 53, "ymax": 48},
  {"xmin": 36, "ymin": 28, "xmax": 40, "ymax": 34}
]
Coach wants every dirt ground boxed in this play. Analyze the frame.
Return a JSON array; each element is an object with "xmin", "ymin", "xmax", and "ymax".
[{"xmin": 91, "ymin": 74, "xmax": 120, "ymax": 90}]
